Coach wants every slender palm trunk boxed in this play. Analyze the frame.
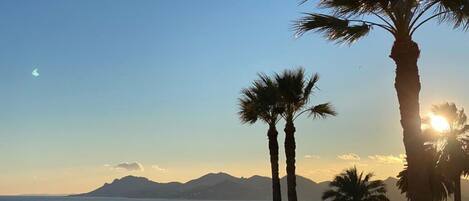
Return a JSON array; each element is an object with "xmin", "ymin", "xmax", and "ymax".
[
  {"xmin": 284, "ymin": 119, "xmax": 297, "ymax": 201},
  {"xmin": 389, "ymin": 38, "xmax": 432, "ymax": 201},
  {"xmin": 454, "ymin": 174, "xmax": 461, "ymax": 201},
  {"xmin": 268, "ymin": 124, "xmax": 282, "ymax": 201}
]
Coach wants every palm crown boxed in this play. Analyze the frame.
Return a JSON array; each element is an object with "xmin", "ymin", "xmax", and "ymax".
[
  {"xmin": 294, "ymin": 0, "xmax": 469, "ymax": 43},
  {"xmin": 275, "ymin": 68, "xmax": 336, "ymax": 120},
  {"xmin": 322, "ymin": 167, "xmax": 389, "ymax": 201},
  {"xmin": 239, "ymin": 74, "xmax": 283, "ymax": 125}
]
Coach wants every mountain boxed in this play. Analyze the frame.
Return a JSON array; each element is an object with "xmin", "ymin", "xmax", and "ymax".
[
  {"xmin": 74, "ymin": 173, "xmax": 469, "ymax": 201},
  {"xmin": 383, "ymin": 177, "xmax": 407, "ymax": 201},
  {"xmin": 73, "ymin": 175, "xmax": 183, "ymax": 198}
]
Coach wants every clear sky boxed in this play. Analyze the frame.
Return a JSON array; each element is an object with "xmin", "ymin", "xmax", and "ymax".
[{"xmin": 1, "ymin": 0, "xmax": 468, "ymax": 195}]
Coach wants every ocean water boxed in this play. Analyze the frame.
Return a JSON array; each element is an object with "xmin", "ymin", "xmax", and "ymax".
[{"xmin": 0, "ymin": 197, "xmax": 258, "ymax": 201}]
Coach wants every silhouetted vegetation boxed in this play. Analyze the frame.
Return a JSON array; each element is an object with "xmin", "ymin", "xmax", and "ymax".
[
  {"xmin": 398, "ymin": 103, "xmax": 469, "ymax": 201},
  {"xmin": 294, "ymin": 1, "xmax": 469, "ymax": 200},
  {"xmin": 239, "ymin": 74, "xmax": 283, "ymax": 201},
  {"xmin": 275, "ymin": 68, "xmax": 336, "ymax": 201},
  {"xmin": 240, "ymin": 68, "xmax": 336, "ymax": 201},
  {"xmin": 424, "ymin": 103, "xmax": 469, "ymax": 201},
  {"xmin": 397, "ymin": 146, "xmax": 454, "ymax": 201},
  {"xmin": 322, "ymin": 167, "xmax": 389, "ymax": 201}
]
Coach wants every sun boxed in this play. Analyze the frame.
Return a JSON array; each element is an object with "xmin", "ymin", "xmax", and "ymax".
[{"xmin": 430, "ymin": 115, "xmax": 450, "ymax": 132}]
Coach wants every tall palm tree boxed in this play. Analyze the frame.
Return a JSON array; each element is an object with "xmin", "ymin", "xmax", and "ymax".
[
  {"xmin": 294, "ymin": 1, "xmax": 469, "ymax": 200},
  {"xmin": 322, "ymin": 167, "xmax": 389, "ymax": 201},
  {"xmin": 425, "ymin": 103, "xmax": 469, "ymax": 201},
  {"xmin": 239, "ymin": 74, "xmax": 284, "ymax": 201},
  {"xmin": 397, "ymin": 146, "xmax": 454, "ymax": 201},
  {"xmin": 275, "ymin": 68, "xmax": 336, "ymax": 201}
]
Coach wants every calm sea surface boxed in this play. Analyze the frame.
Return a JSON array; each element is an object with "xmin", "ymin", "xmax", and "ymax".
[{"xmin": 0, "ymin": 197, "xmax": 259, "ymax": 201}]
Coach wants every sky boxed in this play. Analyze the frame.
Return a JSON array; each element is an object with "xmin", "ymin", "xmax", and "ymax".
[{"xmin": 0, "ymin": 0, "xmax": 469, "ymax": 195}]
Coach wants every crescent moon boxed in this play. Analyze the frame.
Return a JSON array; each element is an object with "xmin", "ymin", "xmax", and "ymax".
[{"xmin": 32, "ymin": 68, "xmax": 39, "ymax": 77}]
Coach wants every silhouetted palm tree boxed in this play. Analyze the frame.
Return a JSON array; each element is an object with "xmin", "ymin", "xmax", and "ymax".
[
  {"xmin": 239, "ymin": 74, "xmax": 284, "ymax": 201},
  {"xmin": 294, "ymin": 1, "xmax": 469, "ymax": 200},
  {"xmin": 397, "ymin": 146, "xmax": 454, "ymax": 201},
  {"xmin": 322, "ymin": 167, "xmax": 389, "ymax": 201},
  {"xmin": 425, "ymin": 103, "xmax": 469, "ymax": 201},
  {"xmin": 275, "ymin": 68, "xmax": 336, "ymax": 201}
]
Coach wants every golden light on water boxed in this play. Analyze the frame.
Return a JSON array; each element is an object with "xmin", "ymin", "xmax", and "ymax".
[{"xmin": 430, "ymin": 114, "xmax": 450, "ymax": 132}]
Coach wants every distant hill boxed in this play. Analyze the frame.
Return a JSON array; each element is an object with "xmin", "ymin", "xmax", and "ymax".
[{"xmin": 73, "ymin": 173, "xmax": 469, "ymax": 201}]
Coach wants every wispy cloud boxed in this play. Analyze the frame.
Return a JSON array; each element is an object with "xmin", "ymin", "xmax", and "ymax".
[
  {"xmin": 337, "ymin": 153, "xmax": 361, "ymax": 161},
  {"xmin": 304, "ymin": 154, "xmax": 321, "ymax": 159},
  {"xmin": 151, "ymin": 165, "xmax": 167, "ymax": 172},
  {"xmin": 109, "ymin": 162, "xmax": 145, "ymax": 171},
  {"xmin": 368, "ymin": 154, "xmax": 405, "ymax": 164}
]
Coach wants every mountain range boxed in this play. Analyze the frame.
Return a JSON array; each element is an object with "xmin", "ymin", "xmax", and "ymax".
[{"xmin": 74, "ymin": 172, "xmax": 469, "ymax": 201}]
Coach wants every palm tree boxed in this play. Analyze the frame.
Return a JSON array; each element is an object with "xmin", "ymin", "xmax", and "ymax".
[
  {"xmin": 322, "ymin": 167, "xmax": 389, "ymax": 201},
  {"xmin": 397, "ymin": 146, "xmax": 454, "ymax": 201},
  {"xmin": 293, "ymin": 1, "xmax": 469, "ymax": 200},
  {"xmin": 275, "ymin": 68, "xmax": 336, "ymax": 201},
  {"xmin": 424, "ymin": 103, "xmax": 469, "ymax": 201},
  {"xmin": 239, "ymin": 74, "xmax": 283, "ymax": 201}
]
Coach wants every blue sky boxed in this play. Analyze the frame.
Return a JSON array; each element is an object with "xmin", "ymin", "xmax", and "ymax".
[{"xmin": 0, "ymin": 0, "xmax": 468, "ymax": 194}]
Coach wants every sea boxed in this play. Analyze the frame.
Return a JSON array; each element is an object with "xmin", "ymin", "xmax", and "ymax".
[{"xmin": 0, "ymin": 197, "xmax": 259, "ymax": 201}]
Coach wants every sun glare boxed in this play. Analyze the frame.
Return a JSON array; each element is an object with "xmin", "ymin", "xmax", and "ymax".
[{"xmin": 430, "ymin": 115, "xmax": 450, "ymax": 132}]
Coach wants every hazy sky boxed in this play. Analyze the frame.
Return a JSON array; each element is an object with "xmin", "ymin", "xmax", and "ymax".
[{"xmin": 1, "ymin": 0, "xmax": 468, "ymax": 195}]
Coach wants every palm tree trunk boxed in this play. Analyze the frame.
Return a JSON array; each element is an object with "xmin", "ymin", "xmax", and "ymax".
[
  {"xmin": 268, "ymin": 124, "xmax": 282, "ymax": 201},
  {"xmin": 389, "ymin": 39, "xmax": 432, "ymax": 201},
  {"xmin": 454, "ymin": 174, "xmax": 461, "ymax": 201},
  {"xmin": 284, "ymin": 119, "xmax": 297, "ymax": 201}
]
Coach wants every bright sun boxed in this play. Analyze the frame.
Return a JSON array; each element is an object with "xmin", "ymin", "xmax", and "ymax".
[{"xmin": 430, "ymin": 115, "xmax": 450, "ymax": 132}]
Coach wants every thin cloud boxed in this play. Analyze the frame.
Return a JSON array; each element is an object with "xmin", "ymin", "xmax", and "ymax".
[
  {"xmin": 337, "ymin": 153, "xmax": 361, "ymax": 161},
  {"xmin": 308, "ymin": 168, "xmax": 337, "ymax": 175},
  {"xmin": 151, "ymin": 165, "xmax": 167, "ymax": 172},
  {"xmin": 304, "ymin": 154, "xmax": 321, "ymax": 159},
  {"xmin": 368, "ymin": 154, "xmax": 406, "ymax": 164},
  {"xmin": 113, "ymin": 162, "xmax": 144, "ymax": 171}
]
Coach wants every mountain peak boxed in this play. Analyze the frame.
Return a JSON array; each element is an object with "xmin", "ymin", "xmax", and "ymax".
[
  {"xmin": 112, "ymin": 175, "xmax": 149, "ymax": 183},
  {"xmin": 207, "ymin": 172, "xmax": 232, "ymax": 177},
  {"xmin": 121, "ymin": 175, "xmax": 147, "ymax": 180}
]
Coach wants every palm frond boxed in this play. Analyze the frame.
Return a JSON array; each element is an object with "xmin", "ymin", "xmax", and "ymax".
[
  {"xmin": 238, "ymin": 74, "xmax": 284, "ymax": 125},
  {"xmin": 303, "ymin": 73, "xmax": 320, "ymax": 102},
  {"xmin": 396, "ymin": 166, "xmax": 408, "ymax": 195},
  {"xmin": 397, "ymin": 147, "xmax": 455, "ymax": 201},
  {"xmin": 319, "ymin": 0, "xmax": 389, "ymax": 17},
  {"xmin": 434, "ymin": 0, "xmax": 469, "ymax": 30},
  {"xmin": 275, "ymin": 68, "xmax": 305, "ymax": 106},
  {"xmin": 322, "ymin": 189, "xmax": 345, "ymax": 200},
  {"xmin": 239, "ymin": 88, "xmax": 259, "ymax": 124},
  {"xmin": 297, "ymin": 0, "xmax": 469, "ymax": 42},
  {"xmin": 308, "ymin": 102, "xmax": 338, "ymax": 119},
  {"xmin": 294, "ymin": 13, "xmax": 372, "ymax": 44}
]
